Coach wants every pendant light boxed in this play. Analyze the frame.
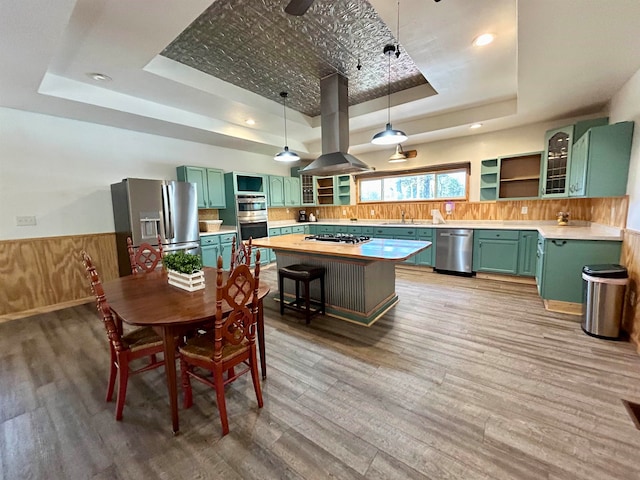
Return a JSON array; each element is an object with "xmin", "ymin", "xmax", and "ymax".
[
  {"xmin": 274, "ymin": 91, "xmax": 300, "ymax": 162},
  {"xmin": 389, "ymin": 144, "xmax": 407, "ymax": 163},
  {"xmin": 372, "ymin": 2, "xmax": 407, "ymax": 146}
]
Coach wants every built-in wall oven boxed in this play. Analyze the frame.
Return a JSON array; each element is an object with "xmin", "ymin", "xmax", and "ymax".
[{"xmin": 236, "ymin": 194, "xmax": 268, "ymax": 240}]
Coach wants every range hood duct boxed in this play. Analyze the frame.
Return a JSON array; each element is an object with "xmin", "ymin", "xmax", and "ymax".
[{"xmin": 300, "ymin": 74, "xmax": 372, "ymax": 175}]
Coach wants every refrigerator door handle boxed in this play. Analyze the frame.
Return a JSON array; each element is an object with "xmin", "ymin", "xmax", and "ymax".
[{"xmin": 162, "ymin": 183, "xmax": 175, "ymax": 240}]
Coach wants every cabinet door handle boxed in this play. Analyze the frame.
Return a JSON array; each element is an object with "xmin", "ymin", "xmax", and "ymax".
[{"xmin": 552, "ymin": 240, "xmax": 567, "ymax": 246}]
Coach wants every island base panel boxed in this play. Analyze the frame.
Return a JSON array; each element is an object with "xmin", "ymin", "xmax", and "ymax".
[{"xmin": 276, "ymin": 252, "xmax": 398, "ymax": 326}]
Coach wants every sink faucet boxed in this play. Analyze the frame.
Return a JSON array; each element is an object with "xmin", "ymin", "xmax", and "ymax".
[{"xmin": 401, "ymin": 210, "xmax": 405, "ymax": 224}]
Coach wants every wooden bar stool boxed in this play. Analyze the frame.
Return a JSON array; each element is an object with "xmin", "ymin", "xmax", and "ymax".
[{"xmin": 278, "ymin": 264, "xmax": 326, "ymax": 324}]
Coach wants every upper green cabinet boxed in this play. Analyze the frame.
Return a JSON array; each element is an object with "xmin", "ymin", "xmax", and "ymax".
[
  {"xmin": 334, "ymin": 175, "xmax": 351, "ymax": 205},
  {"xmin": 541, "ymin": 125, "xmax": 573, "ymax": 198},
  {"xmin": 284, "ymin": 176, "xmax": 301, "ymax": 206},
  {"xmin": 225, "ymin": 172, "xmax": 267, "ymax": 195},
  {"xmin": 267, "ymin": 175, "xmax": 301, "ymax": 207},
  {"xmin": 568, "ymin": 121, "xmax": 634, "ymax": 198},
  {"xmin": 177, "ymin": 166, "xmax": 226, "ymax": 209},
  {"xmin": 480, "ymin": 158, "xmax": 499, "ymax": 201},
  {"xmin": 268, "ymin": 175, "xmax": 285, "ymax": 207}
]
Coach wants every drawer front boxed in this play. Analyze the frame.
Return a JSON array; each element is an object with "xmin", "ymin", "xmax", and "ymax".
[
  {"xmin": 292, "ymin": 225, "xmax": 305, "ymax": 234},
  {"xmin": 317, "ymin": 225, "xmax": 335, "ymax": 234},
  {"xmin": 219, "ymin": 233, "xmax": 237, "ymax": 244},
  {"xmin": 417, "ymin": 228, "xmax": 433, "ymax": 239},
  {"xmin": 200, "ymin": 236, "xmax": 218, "ymax": 246},
  {"xmin": 281, "ymin": 227, "xmax": 293, "ymax": 235},
  {"xmin": 268, "ymin": 227, "xmax": 281, "ymax": 236},
  {"xmin": 361, "ymin": 226, "xmax": 374, "ymax": 235},
  {"xmin": 347, "ymin": 226, "xmax": 362, "ymax": 234},
  {"xmin": 335, "ymin": 225, "xmax": 349, "ymax": 233},
  {"xmin": 475, "ymin": 229, "xmax": 519, "ymax": 241},
  {"xmin": 372, "ymin": 227, "xmax": 401, "ymax": 236}
]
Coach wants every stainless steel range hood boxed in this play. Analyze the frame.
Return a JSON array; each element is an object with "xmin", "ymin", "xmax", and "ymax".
[{"xmin": 300, "ymin": 74, "xmax": 372, "ymax": 175}]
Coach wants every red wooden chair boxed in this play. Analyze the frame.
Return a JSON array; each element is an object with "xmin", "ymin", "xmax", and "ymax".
[
  {"xmin": 179, "ymin": 251, "xmax": 263, "ymax": 436},
  {"xmin": 229, "ymin": 236, "xmax": 252, "ymax": 272},
  {"xmin": 127, "ymin": 235, "xmax": 163, "ymax": 275},
  {"xmin": 81, "ymin": 250, "xmax": 166, "ymax": 420}
]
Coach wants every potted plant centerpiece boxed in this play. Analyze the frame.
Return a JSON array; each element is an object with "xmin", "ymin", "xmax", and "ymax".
[{"xmin": 162, "ymin": 251, "xmax": 205, "ymax": 292}]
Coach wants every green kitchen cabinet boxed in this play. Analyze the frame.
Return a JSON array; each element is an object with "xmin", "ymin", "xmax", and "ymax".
[
  {"xmin": 415, "ymin": 228, "xmax": 435, "ymax": 266},
  {"xmin": 268, "ymin": 175, "xmax": 285, "ymax": 207},
  {"xmin": 392, "ymin": 227, "xmax": 418, "ymax": 264},
  {"xmin": 537, "ymin": 238, "xmax": 622, "ymax": 304},
  {"xmin": 480, "ymin": 158, "xmax": 499, "ymax": 201},
  {"xmin": 540, "ymin": 126, "xmax": 573, "ymax": 198},
  {"xmin": 284, "ymin": 177, "xmax": 301, "ymax": 206},
  {"xmin": 200, "ymin": 235, "xmax": 220, "ymax": 267},
  {"xmin": 224, "ymin": 172, "xmax": 267, "ymax": 195},
  {"xmin": 334, "ymin": 175, "xmax": 351, "ymax": 205},
  {"xmin": 473, "ymin": 230, "xmax": 520, "ymax": 274},
  {"xmin": 568, "ymin": 122, "xmax": 634, "ymax": 198},
  {"xmin": 200, "ymin": 232, "xmax": 236, "ymax": 269},
  {"xmin": 517, "ymin": 230, "xmax": 538, "ymax": 276},
  {"xmin": 177, "ymin": 166, "xmax": 226, "ymax": 209}
]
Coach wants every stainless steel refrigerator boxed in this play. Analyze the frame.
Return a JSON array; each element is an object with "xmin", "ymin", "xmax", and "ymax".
[{"xmin": 111, "ymin": 178, "xmax": 200, "ymax": 277}]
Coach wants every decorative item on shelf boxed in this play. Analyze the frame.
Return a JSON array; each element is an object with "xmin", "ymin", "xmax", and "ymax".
[
  {"xmin": 274, "ymin": 91, "xmax": 300, "ymax": 162},
  {"xmin": 163, "ymin": 251, "xmax": 205, "ymax": 292},
  {"xmin": 557, "ymin": 211, "xmax": 570, "ymax": 226}
]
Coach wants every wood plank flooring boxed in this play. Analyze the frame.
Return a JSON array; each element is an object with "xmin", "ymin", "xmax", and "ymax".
[{"xmin": 2, "ymin": 266, "xmax": 640, "ymax": 479}]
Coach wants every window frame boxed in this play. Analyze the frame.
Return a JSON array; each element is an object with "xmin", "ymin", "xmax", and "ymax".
[{"xmin": 355, "ymin": 163, "xmax": 470, "ymax": 204}]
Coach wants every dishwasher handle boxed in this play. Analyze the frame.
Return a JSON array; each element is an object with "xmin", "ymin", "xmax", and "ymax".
[{"xmin": 440, "ymin": 232, "xmax": 471, "ymax": 237}]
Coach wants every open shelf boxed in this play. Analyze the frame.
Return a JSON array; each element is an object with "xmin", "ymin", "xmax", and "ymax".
[{"xmin": 498, "ymin": 153, "xmax": 541, "ymax": 199}]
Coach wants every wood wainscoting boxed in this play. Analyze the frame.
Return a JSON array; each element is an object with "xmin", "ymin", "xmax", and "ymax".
[
  {"xmin": 0, "ymin": 233, "xmax": 119, "ymax": 321},
  {"xmin": 622, "ymin": 228, "xmax": 640, "ymax": 353}
]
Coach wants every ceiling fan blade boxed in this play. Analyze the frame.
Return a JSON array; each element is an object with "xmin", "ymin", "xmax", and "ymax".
[{"xmin": 284, "ymin": 0, "xmax": 315, "ymax": 16}]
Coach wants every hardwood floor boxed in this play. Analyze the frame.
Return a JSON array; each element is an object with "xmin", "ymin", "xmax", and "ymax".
[{"xmin": 2, "ymin": 266, "xmax": 640, "ymax": 479}]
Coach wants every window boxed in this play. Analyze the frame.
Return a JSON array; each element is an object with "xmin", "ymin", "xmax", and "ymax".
[{"xmin": 358, "ymin": 166, "xmax": 468, "ymax": 203}]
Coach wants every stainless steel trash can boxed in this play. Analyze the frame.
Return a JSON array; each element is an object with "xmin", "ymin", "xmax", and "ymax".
[{"xmin": 581, "ymin": 264, "xmax": 628, "ymax": 339}]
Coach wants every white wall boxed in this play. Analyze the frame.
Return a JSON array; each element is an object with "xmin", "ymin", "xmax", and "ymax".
[
  {"xmin": 609, "ymin": 67, "xmax": 640, "ymax": 231},
  {"xmin": 0, "ymin": 108, "xmax": 289, "ymax": 240}
]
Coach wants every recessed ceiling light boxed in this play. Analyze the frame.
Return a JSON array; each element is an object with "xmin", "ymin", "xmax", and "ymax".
[
  {"xmin": 245, "ymin": 119, "xmax": 256, "ymax": 125},
  {"xmin": 87, "ymin": 72, "xmax": 112, "ymax": 82},
  {"xmin": 470, "ymin": 123, "xmax": 483, "ymax": 129},
  {"xmin": 473, "ymin": 33, "xmax": 495, "ymax": 47}
]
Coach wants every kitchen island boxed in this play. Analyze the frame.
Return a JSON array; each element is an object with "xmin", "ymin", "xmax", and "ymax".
[{"xmin": 252, "ymin": 233, "xmax": 431, "ymax": 326}]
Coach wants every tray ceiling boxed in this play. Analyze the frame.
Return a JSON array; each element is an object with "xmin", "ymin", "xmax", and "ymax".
[{"xmin": 161, "ymin": 0, "xmax": 429, "ymax": 117}]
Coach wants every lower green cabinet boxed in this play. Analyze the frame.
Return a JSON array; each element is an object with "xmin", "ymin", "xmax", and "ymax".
[
  {"xmin": 200, "ymin": 232, "xmax": 236, "ymax": 269},
  {"xmin": 200, "ymin": 236, "xmax": 220, "ymax": 267},
  {"xmin": 538, "ymin": 238, "xmax": 622, "ymax": 304},
  {"xmin": 517, "ymin": 231, "xmax": 538, "ymax": 276},
  {"xmin": 415, "ymin": 228, "xmax": 434, "ymax": 266},
  {"xmin": 473, "ymin": 230, "xmax": 520, "ymax": 274}
]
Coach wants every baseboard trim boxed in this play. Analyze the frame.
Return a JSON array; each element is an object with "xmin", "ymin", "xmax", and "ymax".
[
  {"xmin": 0, "ymin": 297, "xmax": 94, "ymax": 323},
  {"xmin": 475, "ymin": 272, "xmax": 536, "ymax": 285},
  {"xmin": 543, "ymin": 299, "xmax": 582, "ymax": 317}
]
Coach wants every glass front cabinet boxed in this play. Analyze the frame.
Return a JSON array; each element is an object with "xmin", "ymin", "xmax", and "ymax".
[{"xmin": 540, "ymin": 125, "xmax": 573, "ymax": 198}]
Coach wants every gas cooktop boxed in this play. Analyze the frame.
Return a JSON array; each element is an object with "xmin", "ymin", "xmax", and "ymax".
[{"xmin": 304, "ymin": 234, "xmax": 371, "ymax": 244}]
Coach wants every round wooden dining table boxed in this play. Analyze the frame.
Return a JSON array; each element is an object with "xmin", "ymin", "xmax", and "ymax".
[{"xmin": 103, "ymin": 267, "xmax": 270, "ymax": 434}]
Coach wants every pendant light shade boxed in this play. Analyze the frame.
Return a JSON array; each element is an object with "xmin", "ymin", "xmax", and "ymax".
[
  {"xmin": 372, "ymin": 6, "xmax": 407, "ymax": 146},
  {"xmin": 373, "ymin": 123, "xmax": 408, "ymax": 145},
  {"xmin": 388, "ymin": 144, "xmax": 408, "ymax": 162},
  {"xmin": 274, "ymin": 91, "xmax": 300, "ymax": 162}
]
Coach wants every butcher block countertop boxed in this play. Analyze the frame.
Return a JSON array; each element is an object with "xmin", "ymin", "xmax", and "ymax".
[{"xmin": 251, "ymin": 234, "xmax": 431, "ymax": 261}]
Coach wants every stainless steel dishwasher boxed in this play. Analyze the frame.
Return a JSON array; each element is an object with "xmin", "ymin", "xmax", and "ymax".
[{"xmin": 435, "ymin": 229, "xmax": 474, "ymax": 274}]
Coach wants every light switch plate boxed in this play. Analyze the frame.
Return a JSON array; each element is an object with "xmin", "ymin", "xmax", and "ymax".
[
  {"xmin": 521, "ymin": 206, "xmax": 528, "ymax": 214},
  {"xmin": 16, "ymin": 215, "xmax": 37, "ymax": 226}
]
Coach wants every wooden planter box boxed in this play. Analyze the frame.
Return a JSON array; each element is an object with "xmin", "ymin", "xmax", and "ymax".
[{"xmin": 167, "ymin": 270, "xmax": 205, "ymax": 292}]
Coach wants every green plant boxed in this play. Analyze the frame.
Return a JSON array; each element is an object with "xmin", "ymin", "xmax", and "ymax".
[{"xmin": 162, "ymin": 251, "xmax": 202, "ymax": 274}]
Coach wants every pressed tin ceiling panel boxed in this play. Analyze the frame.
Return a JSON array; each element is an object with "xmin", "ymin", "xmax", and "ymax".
[{"xmin": 161, "ymin": 0, "xmax": 428, "ymax": 117}]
